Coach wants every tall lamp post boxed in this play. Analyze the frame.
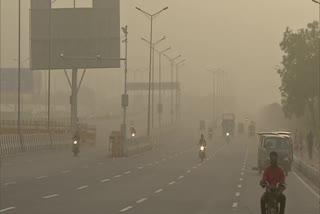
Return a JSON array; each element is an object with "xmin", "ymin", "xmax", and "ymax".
[
  {"xmin": 155, "ymin": 47, "xmax": 171, "ymax": 129},
  {"xmin": 163, "ymin": 54, "xmax": 182, "ymax": 124},
  {"xmin": 175, "ymin": 59, "xmax": 186, "ymax": 121},
  {"xmin": 141, "ymin": 36, "xmax": 166, "ymax": 128},
  {"xmin": 121, "ymin": 26, "xmax": 129, "ymax": 155},
  {"xmin": 207, "ymin": 68, "xmax": 221, "ymax": 124},
  {"xmin": 136, "ymin": 6, "xmax": 168, "ymax": 136}
]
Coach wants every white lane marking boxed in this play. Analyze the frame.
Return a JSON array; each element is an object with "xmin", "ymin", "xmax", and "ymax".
[
  {"xmin": 293, "ymin": 171, "xmax": 320, "ymax": 199},
  {"xmin": 4, "ymin": 182, "xmax": 17, "ymax": 186},
  {"xmin": 136, "ymin": 198, "xmax": 147, "ymax": 204},
  {"xmin": 154, "ymin": 188, "xmax": 163, "ymax": 193},
  {"xmin": 168, "ymin": 181, "xmax": 175, "ymax": 185},
  {"xmin": 155, "ymin": 161, "xmax": 159, "ymax": 164},
  {"xmin": 36, "ymin": 176, "xmax": 48, "ymax": 179},
  {"xmin": 178, "ymin": 175, "xmax": 184, "ymax": 179},
  {"xmin": 241, "ymin": 168, "xmax": 245, "ymax": 171},
  {"xmin": 193, "ymin": 166, "xmax": 197, "ymax": 169},
  {"xmin": 120, "ymin": 206, "xmax": 133, "ymax": 212},
  {"xmin": 240, "ymin": 178, "xmax": 243, "ymax": 181},
  {"xmin": 77, "ymin": 185, "xmax": 88, "ymax": 190},
  {"xmin": 187, "ymin": 170, "xmax": 191, "ymax": 173},
  {"xmin": 0, "ymin": 207, "xmax": 16, "ymax": 213},
  {"xmin": 101, "ymin": 179, "xmax": 110, "ymax": 183},
  {"xmin": 241, "ymin": 172, "xmax": 244, "ymax": 175},
  {"xmin": 125, "ymin": 171, "xmax": 132, "ymax": 174},
  {"xmin": 162, "ymin": 158, "xmax": 167, "ymax": 161},
  {"xmin": 114, "ymin": 175, "xmax": 121, "ymax": 178},
  {"xmin": 43, "ymin": 194, "xmax": 59, "ymax": 199},
  {"xmin": 148, "ymin": 163, "xmax": 153, "ymax": 166},
  {"xmin": 232, "ymin": 202, "xmax": 238, "ymax": 208},
  {"xmin": 61, "ymin": 170, "xmax": 71, "ymax": 174},
  {"xmin": 238, "ymin": 184, "xmax": 242, "ymax": 188},
  {"xmin": 138, "ymin": 166, "xmax": 143, "ymax": 170},
  {"xmin": 235, "ymin": 192, "xmax": 240, "ymax": 197}
]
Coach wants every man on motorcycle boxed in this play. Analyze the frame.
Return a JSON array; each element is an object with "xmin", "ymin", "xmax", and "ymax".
[
  {"xmin": 260, "ymin": 151, "xmax": 286, "ymax": 214},
  {"xmin": 199, "ymin": 134, "xmax": 207, "ymax": 147}
]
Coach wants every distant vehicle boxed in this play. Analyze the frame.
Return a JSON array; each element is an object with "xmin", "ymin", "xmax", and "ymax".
[
  {"xmin": 222, "ymin": 113, "xmax": 235, "ymax": 137},
  {"xmin": 248, "ymin": 123, "xmax": 256, "ymax": 137},
  {"xmin": 208, "ymin": 127, "xmax": 213, "ymax": 140},
  {"xmin": 72, "ymin": 140, "xmax": 80, "ymax": 157},
  {"xmin": 199, "ymin": 146, "xmax": 206, "ymax": 162},
  {"xmin": 257, "ymin": 133, "xmax": 291, "ymax": 175},
  {"xmin": 274, "ymin": 131, "xmax": 293, "ymax": 171}
]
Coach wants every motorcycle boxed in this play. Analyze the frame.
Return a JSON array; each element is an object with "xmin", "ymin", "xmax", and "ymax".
[
  {"xmin": 225, "ymin": 132, "xmax": 231, "ymax": 143},
  {"xmin": 208, "ymin": 131, "xmax": 213, "ymax": 140},
  {"xmin": 248, "ymin": 130, "xmax": 255, "ymax": 137},
  {"xmin": 72, "ymin": 140, "xmax": 80, "ymax": 157},
  {"xmin": 131, "ymin": 132, "xmax": 136, "ymax": 139},
  {"xmin": 262, "ymin": 182, "xmax": 285, "ymax": 214},
  {"xmin": 199, "ymin": 146, "xmax": 206, "ymax": 162}
]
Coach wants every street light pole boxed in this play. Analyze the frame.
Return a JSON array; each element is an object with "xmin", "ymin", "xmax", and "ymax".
[
  {"xmin": 207, "ymin": 68, "xmax": 220, "ymax": 124},
  {"xmin": 164, "ymin": 54, "xmax": 182, "ymax": 124},
  {"xmin": 141, "ymin": 36, "xmax": 166, "ymax": 128},
  {"xmin": 157, "ymin": 47, "xmax": 171, "ymax": 129},
  {"xmin": 175, "ymin": 59, "xmax": 186, "ymax": 121},
  {"xmin": 121, "ymin": 26, "xmax": 128, "ymax": 155},
  {"xmin": 136, "ymin": 6, "xmax": 168, "ymax": 136}
]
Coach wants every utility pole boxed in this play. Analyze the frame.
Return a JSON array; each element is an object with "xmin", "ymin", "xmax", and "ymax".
[{"xmin": 136, "ymin": 6, "xmax": 168, "ymax": 136}]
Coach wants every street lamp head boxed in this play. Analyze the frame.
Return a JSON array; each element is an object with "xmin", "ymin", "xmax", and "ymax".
[
  {"xmin": 136, "ymin": 7, "xmax": 142, "ymax": 11},
  {"xmin": 163, "ymin": 7, "xmax": 169, "ymax": 11},
  {"xmin": 141, "ymin": 37, "xmax": 149, "ymax": 43},
  {"xmin": 121, "ymin": 26, "xmax": 128, "ymax": 34},
  {"xmin": 60, "ymin": 53, "xmax": 64, "ymax": 58}
]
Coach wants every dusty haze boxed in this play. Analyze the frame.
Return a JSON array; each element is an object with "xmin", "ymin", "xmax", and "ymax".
[{"xmin": 0, "ymin": 0, "xmax": 318, "ymax": 117}]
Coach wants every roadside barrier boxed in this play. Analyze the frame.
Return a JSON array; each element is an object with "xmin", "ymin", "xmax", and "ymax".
[{"xmin": 0, "ymin": 133, "xmax": 70, "ymax": 156}]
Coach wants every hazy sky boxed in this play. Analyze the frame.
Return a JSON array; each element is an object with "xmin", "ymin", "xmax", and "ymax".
[{"xmin": 0, "ymin": 0, "xmax": 318, "ymax": 115}]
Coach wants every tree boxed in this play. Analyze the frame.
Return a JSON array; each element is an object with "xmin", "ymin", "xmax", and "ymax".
[{"xmin": 277, "ymin": 21, "xmax": 319, "ymax": 129}]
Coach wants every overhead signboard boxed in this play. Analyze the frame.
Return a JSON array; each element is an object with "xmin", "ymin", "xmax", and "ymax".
[{"xmin": 30, "ymin": 0, "xmax": 120, "ymax": 70}]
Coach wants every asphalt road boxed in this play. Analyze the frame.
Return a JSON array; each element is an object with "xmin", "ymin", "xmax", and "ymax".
[{"xmin": 0, "ymin": 130, "xmax": 319, "ymax": 214}]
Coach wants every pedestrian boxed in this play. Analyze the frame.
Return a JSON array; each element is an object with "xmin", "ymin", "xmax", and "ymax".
[
  {"xmin": 299, "ymin": 131, "xmax": 304, "ymax": 158},
  {"xmin": 307, "ymin": 129, "xmax": 314, "ymax": 160}
]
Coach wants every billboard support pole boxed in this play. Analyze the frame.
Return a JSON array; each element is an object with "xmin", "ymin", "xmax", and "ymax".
[{"xmin": 71, "ymin": 68, "xmax": 78, "ymax": 133}]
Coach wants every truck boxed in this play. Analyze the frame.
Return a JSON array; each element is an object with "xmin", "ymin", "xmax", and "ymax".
[{"xmin": 222, "ymin": 113, "xmax": 235, "ymax": 136}]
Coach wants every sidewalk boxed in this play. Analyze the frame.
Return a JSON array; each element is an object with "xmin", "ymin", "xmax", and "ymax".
[{"xmin": 294, "ymin": 146, "xmax": 320, "ymax": 172}]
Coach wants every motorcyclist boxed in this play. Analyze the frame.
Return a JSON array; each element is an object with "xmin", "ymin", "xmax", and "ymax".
[
  {"xmin": 130, "ymin": 121, "xmax": 136, "ymax": 136},
  {"xmin": 72, "ymin": 129, "xmax": 80, "ymax": 155},
  {"xmin": 208, "ymin": 127, "xmax": 213, "ymax": 138},
  {"xmin": 73, "ymin": 129, "xmax": 80, "ymax": 141},
  {"xmin": 260, "ymin": 151, "xmax": 286, "ymax": 214},
  {"xmin": 199, "ymin": 134, "xmax": 207, "ymax": 147}
]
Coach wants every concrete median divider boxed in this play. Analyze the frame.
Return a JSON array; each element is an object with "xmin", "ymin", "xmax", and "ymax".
[
  {"xmin": 293, "ymin": 155, "xmax": 319, "ymax": 186},
  {"xmin": 0, "ymin": 133, "xmax": 71, "ymax": 157},
  {"xmin": 126, "ymin": 136, "xmax": 154, "ymax": 157}
]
